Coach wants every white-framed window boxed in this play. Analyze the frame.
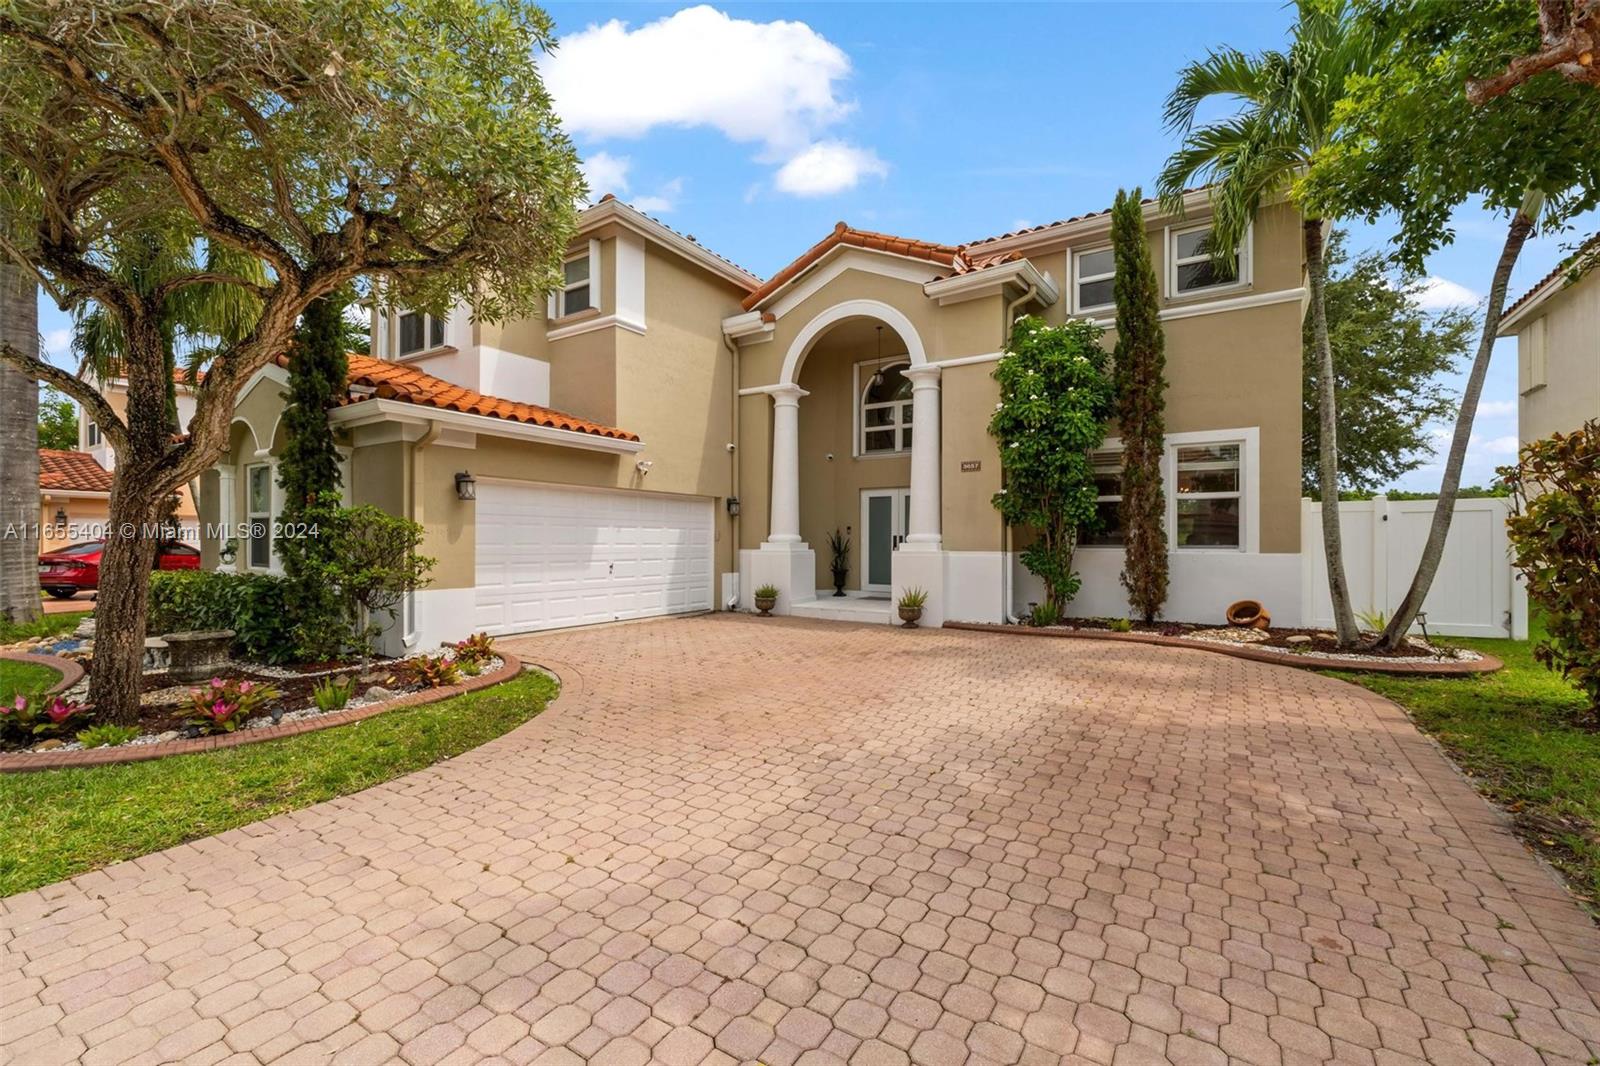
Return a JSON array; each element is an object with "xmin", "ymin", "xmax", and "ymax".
[
  {"xmin": 245, "ymin": 463, "xmax": 274, "ymax": 570},
  {"xmin": 1171, "ymin": 441, "xmax": 1242, "ymax": 549},
  {"xmin": 85, "ymin": 420, "xmax": 99, "ymax": 447},
  {"xmin": 859, "ymin": 361, "xmax": 914, "ymax": 455},
  {"xmin": 557, "ymin": 254, "xmax": 592, "ymax": 318},
  {"xmin": 1168, "ymin": 223, "xmax": 1250, "ymax": 297},
  {"xmin": 395, "ymin": 310, "xmax": 446, "ymax": 357},
  {"xmin": 1081, "ymin": 448, "xmax": 1124, "ymax": 546},
  {"xmin": 1073, "ymin": 246, "xmax": 1116, "ymax": 314}
]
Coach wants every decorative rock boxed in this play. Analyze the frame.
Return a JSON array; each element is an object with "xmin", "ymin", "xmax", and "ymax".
[
  {"xmin": 34, "ymin": 739, "xmax": 64, "ymax": 751},
  {"xmin": 73, "ymin": 617, "xmax": 96, "ymax": 639},
  {"xmin": 163, "ymin": 630, "xmax": 234, "ymax": 682},
  {"xmin": 364, "ymin": 685, "xmax": 394, "ymax": 700},
  {"xmin": 1286, "ymin": 634, "xmax": 1313, "ymax": 646}
]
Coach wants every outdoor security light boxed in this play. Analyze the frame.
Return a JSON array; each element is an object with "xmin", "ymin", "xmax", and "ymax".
[{"xmin": 454, "ymin": 471, "xmax": 477, "ymax": 501}]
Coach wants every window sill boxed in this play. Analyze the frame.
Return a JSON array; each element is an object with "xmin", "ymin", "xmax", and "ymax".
[
  {"xmin": 549, "ymin": 306, "xmax": 601, "ymax": 327},
  {"xmin": 1165, "ymin": 280, "xmax": 1251, "ymax": 305},
  {"xmin": 395, "ymin": 345, "xmax": 459, "ymax": 364},
  {"xmin": 853, "ymin": 451, "xmax": 912, "ymax": 462}
]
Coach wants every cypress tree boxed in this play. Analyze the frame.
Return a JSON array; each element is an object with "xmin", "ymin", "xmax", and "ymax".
[
  {"xmin": 1109, "ymin": 188, "xmax": 1169, "ymax": 622},
  {"xmin": 279, "ymin": 293, "xmax": 350, "ymax": 513}
]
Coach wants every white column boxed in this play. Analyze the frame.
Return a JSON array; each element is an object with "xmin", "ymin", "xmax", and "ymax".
[
  {"xmin": 903, "ymin": 364, "xmax": 942, "ymax": 550},
  {"xmin": 215, "ymin": 465, "xmax": 236, "ymax": 571},
  {"xmin": 765, "ymin": 384, "xmax": 808, "ymax": 547}
]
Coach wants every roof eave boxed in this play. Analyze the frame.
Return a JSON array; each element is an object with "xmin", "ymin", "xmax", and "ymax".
[
  {"xmin": 329, "ymin": 397, "xmax": 644, "ymax": 454},
  {"xmin": 578, "ymin": 198, "xmax": 760, "ymax": 293}
]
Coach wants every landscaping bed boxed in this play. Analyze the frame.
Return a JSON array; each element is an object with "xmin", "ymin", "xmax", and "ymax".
[{"xmin": 1004, "ymin": 615, "xmax": 1482, "ymax": 664}]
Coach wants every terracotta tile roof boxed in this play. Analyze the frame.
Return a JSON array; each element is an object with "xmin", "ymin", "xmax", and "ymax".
[
  {"xmin": 340, "ymin": 354, "xmax": 639, "ymax": 442},
  {"xmin": 38, "ymin": 450, "xmax": 112, "ymax": 493},
  {"xmin": 1501, "ymin": 232, "xmax": 1599, "ymax": 324},
  {"xmin": 740, "ymin": 222, "xmax": 1021, "ymax": 310},
  {"xmin": 964, "ymin": 187, "xmax": 1209, "ymax": 248}
]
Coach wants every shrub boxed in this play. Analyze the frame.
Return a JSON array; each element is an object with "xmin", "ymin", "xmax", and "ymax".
[
  {"xmin": 311, "ymin": 675, "xmax": 356, "ymax": 712},
  {"xmin": 1504, "ymin": 421, "xmax": 1600, "ymax": 716},
  {"xmin": 77, "ymin": 723, "xmax": 139, "ymax": 748},
  {"xmin": 2, "ymin": 694, "xmax": 89, "ymax": 742},
  {"xmin": 1029, "ymin": 602, "xmax": 1061, "ymax": 628},
  {"xmin": 898, "ymin": 586, "xmax": 928, "ymax": 610},
  {"xmin": 395, "ymin": 654, "xmax": 461, "ymax": 689},
  {"xmin": 450, "ymin": 632, "xmax": 496, "ymax": 667},
  {"xmin": 149, "ymin": 570, "xmax": 297, "ymax": 663},
  {"xmin": 184, "ymin": 678, "xmax": 280, "ymax": 734},
  {"xmin": 754, "ymin": 584, "xmax": 779, "ymax": 599},
  {"xmin": 1108, "ymin": 618, "xmax": 1134, "ymax": 633}
]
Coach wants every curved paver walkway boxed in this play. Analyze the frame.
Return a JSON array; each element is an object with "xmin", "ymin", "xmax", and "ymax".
[{"xmin": 3, "ymin": 615, "xmax": 1597, "ymax": 1066}]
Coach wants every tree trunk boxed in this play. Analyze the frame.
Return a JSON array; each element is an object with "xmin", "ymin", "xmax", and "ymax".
[
  {"xmin": 1305, "ymin": 219, "xmax": 1360, "ymax": 647},
  {"xmin": 0, "ymin": 258, "xmax": 41, "ymax": 625},
  {"xmin": 1377, "ymin": 197, "xmax": 1539, "ymax": 650},
  {"xmin": 88, "ymin": 482, "xmax": 160, "ymax": 724}
]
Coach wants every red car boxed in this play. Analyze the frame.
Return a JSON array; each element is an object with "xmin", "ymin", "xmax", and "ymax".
[{"xmin": 38, "ymin": 540, "xmax": 202, "ymax": 599}]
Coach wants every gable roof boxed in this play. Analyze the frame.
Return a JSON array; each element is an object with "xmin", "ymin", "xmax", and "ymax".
[
  {"xmin": 741, "ymin": 222, "xmax": 1021, "ymax": 311},
  {"xmin": 583, "ymin": 195, "xmax": 760, "ymax": 292},
  {"xmin": 1497, "ymin": 233, "xmax": 1600, "ymax": 336},
  {"xmin": 39, "ymin": 450, "xmax": 112, "ymax": 494},
  {"xmin": 339, "ymin": 354, "xmax": 639, "ymax": 442}
]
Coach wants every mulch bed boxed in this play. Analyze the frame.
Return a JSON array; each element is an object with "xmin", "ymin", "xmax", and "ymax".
[{"xmin": 1052, "ymin": 617, "xmax": 1447, "ymax": 659}]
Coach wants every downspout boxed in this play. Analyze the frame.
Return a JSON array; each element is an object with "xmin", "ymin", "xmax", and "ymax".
[
  {"xmin": 723, "ymin": 331, "xmax": 741, "ymax": 608},
  {"xmin": 402, "ymin": 419, "xmax": 441, "ymax": 649},
  {"xmin": 999, "ymin": 283, "xmax": 1037, "ymax": 622}
]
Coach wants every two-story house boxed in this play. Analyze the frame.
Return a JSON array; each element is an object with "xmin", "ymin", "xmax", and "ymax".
[
  {"xmin": 200, "ymin": 189, "xmax": 1308, "ymax": 650},
  {"xmin": 1497, "ymin": 233, "xmax": 1599, "ymax": 449}
]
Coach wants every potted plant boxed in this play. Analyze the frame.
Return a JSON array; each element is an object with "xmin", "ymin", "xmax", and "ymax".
[
  {"xmin": 897, "ymin": 586, "xmax": 928, "ymax": 628},
  {"xmin": 754, "ymin": 584, "xmax": 779, "ymax": 616},
  {"xmin": 827, "ymin": 528, "xmax": 851, "ymax": 597}
]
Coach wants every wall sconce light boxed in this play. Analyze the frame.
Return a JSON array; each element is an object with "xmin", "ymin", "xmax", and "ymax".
[
  {"xmin": 454, "ymin": 471, "xmax": 476, "ymax": 501},
  {"xmin": 54, "ymin": 506, "xmax": 68, "ymax": 524},
  {"xmin": 726, "ymin": 496, "xmax": 740, "ymax": 517},
  {"xmin": 635, "ymin": 460, "xmax": 654, "ymax": 476}
]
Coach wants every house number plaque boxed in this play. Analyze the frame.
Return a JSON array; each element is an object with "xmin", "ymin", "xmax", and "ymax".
[{"xmin": 960, "ymin": 460, "xmax": 982, "ymax": 472}]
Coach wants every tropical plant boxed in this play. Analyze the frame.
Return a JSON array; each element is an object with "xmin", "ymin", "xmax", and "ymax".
[
  {"xmin": 36, "ymin": 388, "xmax": 77, "ymax": 450},
  {"xmin": 754, "ymin": 584, "xmax": 779, "ymax": 600},
  {"xmin": 1108, "ymin": 618, "xmax": 1134, "ymax": 633},
  {"xmin": 897, "ymin": 587, "xmax": 928, "ymax": 611},
  {"xmin": 1302, "ymin": 0, "xmax": 1600, "ymax": 651},
  {"xmin": 1356, "ymin": 608, "xmax": 1389, "ymax": 634},
  {"xmin": 450, "ymin": 633, "xmax": 496, "ymax": 668},
  {"xmin": 1504, "ymin": 420, "xmax": 1600, "ymax": 716},
  {"xmin": 827, "ymin": 529, "xmax": 851, "ymax": 578},
  {"xmin": 311, "ymin": 675, "xmax": 357, "ymax": 713},
  {"xmin": 1029, "ymin": 602, "xmax": 1061, "ymax": 628},
  {"xmin": 395, "ymin": 654, "xmax": 461, "ymax": 690},
  {"xmin": 183, "ymin": 677, "xmax": 279, "ymax": 734},
  {"xmin": 1109, "ymin": 187, "xmax": 1169, "ymax": 623},
  {"xmin": 0, "ymin": 0, "xmax": 585, "ymax": 721},
  {"xmin": 989, "ymin": 316, "xmax": 1116, "ymax": 611},
  {"xmin": 1, "ymin": 693, "xmax": 89, "ymax": 742},
  {"xmin": 77, "ymin": 723, "xmax": 139, "ymax": 749},
  {"xmin": 1303, "ymin": 232, "xmax": 1475, "ymax": 493},
  {"xmin": 1157, "ymin": 0, "xmax": 1381, "ymax": 647}
]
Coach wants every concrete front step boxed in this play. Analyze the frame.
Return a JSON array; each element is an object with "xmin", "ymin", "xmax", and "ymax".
[{"xmin": 788, "ymin": 594, "xmax": 895, "ymax": 624}]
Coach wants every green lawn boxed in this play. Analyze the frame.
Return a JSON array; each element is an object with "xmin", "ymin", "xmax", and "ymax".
[
  {"xmin": 1329, "ymin": 620, "xmax": 1599, "ymax": 913},
  {"xmin": 0, "ymin": 669, "xmax": 557, "ymax": 897},
  {"xmin": 0, "ymin": 658, "xmax": 66, "ymax": 702},
  {"xmin": 0, "ymin": 610, "xmax": 90, "ymax": 646}
]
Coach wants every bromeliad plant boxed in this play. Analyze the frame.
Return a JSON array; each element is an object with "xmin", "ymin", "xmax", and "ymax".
[
  {"xmin": 989, "ymin": 316, "xmax": 1116, "ymax": 612},
  {"xmin": 311, "ymin": 675, "xmax": 357, "ymax": 713},
  {"xmin": 450, "ymin": 633, "xmax": 496, "ymax": 668},
  {"xmin": 395, "ymin": 654, "xmax": 462, "ymax": 689},
  {"xmin": 2, "ymin": 694, "xmax": 90, "ymax": 742},
  {"xmin": 184, "ymin": 678, "xmax": 280, "ymax": 734}
]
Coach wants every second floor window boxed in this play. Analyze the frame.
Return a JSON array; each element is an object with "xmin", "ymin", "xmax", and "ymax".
[
  {"xmin": 85, "ymin": 420, "xmax": 99, "ymax": 447},
  {"xmin": 860, "ymin": 362, "xmax": 913, "ymax": 455},
  {"xmin": 559, "ymin": 256, "xmax": 592, "ymax": 317},
  {"xmin": 1074, "ymin": 247, "xmax": 1116, "ymax": 313},
  {"xmin": 397, "ymin": 311, "xmax": 445, "ymax": 357},
  {"xmin": 1170, "ymin": 224, "xmax": 1245, "ymax": 296}
]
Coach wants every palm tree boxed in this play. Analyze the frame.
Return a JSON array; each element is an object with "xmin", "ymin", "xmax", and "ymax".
[
  {"xmin": 1157, "ymin": 0, "xmax": 1379, "ymax": 647},
  {"xmin": 0, "ymin": 250, "xmax": 41, "ymax": 624}
]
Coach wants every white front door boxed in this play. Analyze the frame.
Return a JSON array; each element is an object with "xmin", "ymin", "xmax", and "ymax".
[
  {"xmin": 474, "ymin": 481, "xmax": 714, "ymax": 635},
  {"xmin": 860, "ymin": 488, "xmax": 911, "ymax": 593}
]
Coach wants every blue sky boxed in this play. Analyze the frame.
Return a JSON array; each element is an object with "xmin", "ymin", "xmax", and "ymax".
[{"xmin": 38, "ymin": 2, "xmax": 1595, "ymax": 489}]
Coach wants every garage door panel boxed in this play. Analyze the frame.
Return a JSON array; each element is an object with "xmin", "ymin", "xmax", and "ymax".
[{"xmin": 474, "ymin": 482, "xmax": 713, "ymax": 636}]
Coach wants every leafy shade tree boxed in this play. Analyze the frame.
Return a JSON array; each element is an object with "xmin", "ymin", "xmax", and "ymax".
[
  {"xmin": 0, "ymin": 248, "xmax": 39, "ymax": 623},
  {"xmin": 1303, "ymin": 0, "xmax": 1600, "ymax": 650},
  {"xmin": 37, "ymin": 388, "xmax": 77, "ymax": 450},
  {"xmin": 1108, "ymin": 188, "xmax": 1169, "ymax": 623},
  {"xmin": 1303, "ymin": 232, "xmax": 1476, "ymax": 493},
  {"xmin": 0, "ymin": 1, "xmax": 584, "ymax": 721},
  {"xmin": 1504, "ymin": 420, "xmax": 1600, "ymax": 717},
  {"xmin": 1158, "ymin": 0, "xmax": 1379, "ymax": 647},
  {"xmin": 990, "ymin": 317, "xmax": 1116, "ymax": 612},
  {"xmin": 1467, "ymin": 0, "xmax": 1600, "ymax": 103}
]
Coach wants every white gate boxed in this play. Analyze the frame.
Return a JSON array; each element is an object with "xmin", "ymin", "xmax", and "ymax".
[{"xmin": 1301, "ymin": 496, "xmax": 1527, "ymax": 639}]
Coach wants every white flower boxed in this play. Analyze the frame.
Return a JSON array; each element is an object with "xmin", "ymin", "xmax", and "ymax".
[
  {"xmin": 1029, "ymin": 394, "xmax": 1038, "ymax": 401},
  {"xmin": 1009, "ymin": 442, "xmax": 1019, "ymax": 449},
  {"xmin": 994, "ymin": 402, "xmax": 1003, "ymax": 411}
]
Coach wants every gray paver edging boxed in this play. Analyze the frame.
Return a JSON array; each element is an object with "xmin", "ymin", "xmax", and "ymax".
[
  {"xmin": 0, "ymin": 650, "xmax": 84, "ymax": 694},
  {"xmin": 942, "ymin": 619, "xmax": 1503, "ymax": 676},
  {"xmin": 0, "ymin": 652, "xmax": 523, "ymax": 774}
]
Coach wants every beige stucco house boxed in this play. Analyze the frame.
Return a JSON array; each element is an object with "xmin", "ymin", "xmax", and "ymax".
[
  {"xmin": 200, "ymin": 190, "xmax": 1310, "ymax": 651},
  {"xmin": 1497, "ymin": 234, "xmax": 1599, "ymax": 448}
]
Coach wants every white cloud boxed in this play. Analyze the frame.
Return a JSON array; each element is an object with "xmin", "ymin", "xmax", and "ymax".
[
  {"xmin": 40, "ymin": 328, "xmax": 74, "ymax": 367},
  {"xmin": 544, "ymin": 6, "xmax": 883, "ymax": 197},
  {"xmin": 1474, "ymin": 433, "xmax": 1521, "ymax": 458},
  {"xmin": 544, "ymin": 6, "xmax": 853, "ymax": 154},
  {"xmin": 1475, "ymin": 399, "xmax": 1518, "ymax": 418},
  {"xmin": 579, "ymin": 151, "xmax": 633, "ymax": 199},
  {"xmin": 1416, "ymin": 276, "xmax": 1480, "ymax": 311},
  {"xmin": 774, "ymin": 141, "xmax": 888, "ymax": 197},
  {"xmin": 631, "ymin": 178, "xmax": 684, "ymax": 214}
]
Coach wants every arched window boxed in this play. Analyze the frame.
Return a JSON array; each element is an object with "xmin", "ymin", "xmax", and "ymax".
[{"xmin": 860, "ymin": 362, "xmax": 913, "ymax": 455}]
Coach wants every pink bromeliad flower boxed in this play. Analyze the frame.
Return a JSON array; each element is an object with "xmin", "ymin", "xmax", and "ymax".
[
  {"xmin": 45, "ymin": 699, "xmax": 77, "ymax": 724},
  {"xmin": 6, "ymin": 695, "xmax": 24, "ymax": 715},
  {"xmin": 211, "ymin": 678, "xmax": 225, "ymax": 689},
  {"xmin": 238, "ymin": 680, "xmax": 254, "ymax": 694},
  {"xmin": 211, "ymin": 699, "xmax": 232, "ymax": 720}
]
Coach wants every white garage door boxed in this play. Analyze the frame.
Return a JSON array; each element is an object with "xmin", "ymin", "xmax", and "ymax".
[{"xmin": 474, "ymin": 481, "xmax": 714, "ymax": 635}]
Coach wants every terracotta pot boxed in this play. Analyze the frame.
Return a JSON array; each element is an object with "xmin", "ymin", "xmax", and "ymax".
[
  {"xmin": 754, "ymin": 595, "xmax": 776, "ymax": 617},
  {"xmin": 1225, "ymin": 599, "xmax": 1271, "ymax": 630},
  {"xmin": 898, "ymin": 606, "xmax": 923, "ymax": 628}
]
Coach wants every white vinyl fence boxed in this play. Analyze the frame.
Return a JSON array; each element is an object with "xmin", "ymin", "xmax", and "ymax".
[{"xmin": 1301, "ymin": 496, "xmax": 1527, "ymax": 639}]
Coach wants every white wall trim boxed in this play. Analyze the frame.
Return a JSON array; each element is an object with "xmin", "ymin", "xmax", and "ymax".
[
  {"xmin": 766, "ymin": 247, "xmax": 946, "ymax": 320},
  {"xmin": 577, "ymin": 196, "xmax": 760, "ymax": 293},
  {"xmin": 1084, "ymin": 286, "xmax": 1306, "ymax": 329},
  {"xmin": 329, "ymin": 398, "xmax": 644, "ymax": 454},
  {"xmin": 615, "ymin": 231, "xmax": 647, "ymax": 332},
  {"xmin": 922, "ymin": 259, "xmax": 1059, "ymax": 307},
  {"xmin": 933, "ymin": 351, "xmax": 1004, "ymax": 369},
  {"xmin": 545, "ymin": 312, "xmax": 647, "ymax": 342},
  {"xmin": 780, "ymin": 299, "xmax": 929, "ymax": 387}
]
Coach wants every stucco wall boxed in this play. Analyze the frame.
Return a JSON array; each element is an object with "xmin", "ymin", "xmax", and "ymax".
[{"xmin": 1519, "ymin": 273, "xmax": 1599, "ymax": 444}]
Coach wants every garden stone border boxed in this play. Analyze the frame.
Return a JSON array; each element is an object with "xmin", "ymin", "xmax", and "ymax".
[
  {"xmin": 942, "ymin": 621, "xmax": 1503, "ymax": 676},
  {"xmin": 0, "ymin": 652, "xmax": 522, "ymax": 773},
  {"xmin": 0, "ymin": 650, "xmax": 84, "ymax": 694}
]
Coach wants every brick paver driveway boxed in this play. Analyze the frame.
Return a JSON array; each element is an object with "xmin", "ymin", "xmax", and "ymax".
[{"xmin": 5, "ymin": 616, "xmax": 1599, "ymax": 1066}]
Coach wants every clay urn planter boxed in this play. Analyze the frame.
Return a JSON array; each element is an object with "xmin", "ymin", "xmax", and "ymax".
[
  {"xmin": 897, "ymin": 587, "xmax": 928, "ymax": 629},
  {"xmin": 1225, "ymin": 600, "xmax": 1271, "ymax": 630},
  {"xmin": 754, "ymin": 585, "xmax": 778, "ymax": 617}
]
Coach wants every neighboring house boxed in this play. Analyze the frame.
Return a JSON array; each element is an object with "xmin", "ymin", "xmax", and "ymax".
[
  {"xmin": 1497, "ymin": 234, "xmax": 1599, "ymax": 447},
  {"xmin": 201, "ymin": 189, "xmax": 1309, "ymax": 649}
]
